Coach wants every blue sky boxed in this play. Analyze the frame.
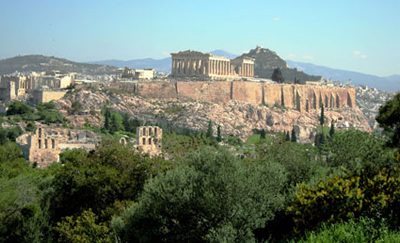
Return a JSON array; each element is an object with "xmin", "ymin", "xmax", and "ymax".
[{"xmin": 1, "ymin": 0, "xmax": 399, "ymax": 76}]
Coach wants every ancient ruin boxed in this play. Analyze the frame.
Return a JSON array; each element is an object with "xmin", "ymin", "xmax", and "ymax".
[
  {"xmin": 121, "ymin": 67, "xmax": 155, "ymax": 80},
  {"xmin": 134, "ymin": 126, "xmax": 162, "ymax": 156},
  {"xmin": 0, "ymin": 71, "xmax": 73, "ymax": 102},
  {"xmin": 16, "ymin": 124, "xmax": 102, "ymax": 168},
  {"xmin": 171, "ymin": 50, "xmax": 254, "ymax": 80}
]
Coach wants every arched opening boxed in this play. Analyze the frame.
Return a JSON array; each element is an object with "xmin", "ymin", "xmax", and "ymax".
[{"xmin": 142, "ymin": 137, "xmax": 146, "ymax": 145}]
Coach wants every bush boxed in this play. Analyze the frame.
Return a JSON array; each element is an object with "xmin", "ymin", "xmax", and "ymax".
[{"xmin": 112, "ymin": 147, "xmax": 287, "ymax": 242}]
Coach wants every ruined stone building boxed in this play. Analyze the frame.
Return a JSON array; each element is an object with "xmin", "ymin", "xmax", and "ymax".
[
  {"xmin": 134, "ymin": 126, "xmax": 162, "ymax": 156},
  {"xmin": 171, "ymin": 50, "xmax": 254, "ymax": 80},
  {"xmin": 121, "ymin": 67, "xmax": 155, "ymax": 80},
  {"xmin": 0, "ymin": 71, "xmax": 73, "ymax": 102},
  {"xmin": 16, "ymin": 125, "xmax": 102, "ymax": 168}
]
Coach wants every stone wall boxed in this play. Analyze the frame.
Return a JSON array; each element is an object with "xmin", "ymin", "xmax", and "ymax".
[
  {"xmin": 16, "ymin": 125, "xmax": 102, "ymax": 168},
  {"xmin": 111, "ymin": 81, "xmax": 356, "ymax": 111}
]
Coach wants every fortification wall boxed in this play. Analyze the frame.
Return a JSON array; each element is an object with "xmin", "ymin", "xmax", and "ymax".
[
  {"xmin": 138, "ymin": 82, "xmax": 177, "ymax": 100},
  {"xmin": 232, "ymin": 81, "xmax": 263, "ymax": 104},
  {"xmin": 177, "ymin": 81, "xmax": 231, "ymax": 103},
  {"xmin": 112, "ymin": 81, "xmax": 356, "ymax": 110}
]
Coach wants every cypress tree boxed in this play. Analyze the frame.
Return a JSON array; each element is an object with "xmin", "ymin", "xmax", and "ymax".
[
  {"xmin": 291, "ymin": 127, "xmax": 297, "ymax": 143},
  {"xmin": 320, "ymin": 104, "xmax": 325, "ymax": 126},
  {"xmin": 329, "ymin": 122, "xmax": 335, "ymax": 137},
  {"xmin": 104, "ymin": 109, "xmax": 111, "ymax": 130},
  {"xmin": 217, "ymin": 125, "xmax": 222, "ymax": 142},
  {"xmin": 206, "ymin": 120, "xmax": 213, "ymax": 138},
  {"xmin": 285, "ymin": 131, "xmax": 290, "ymax": 141},
  {"xmin": 260, "ymin": 129, "xmax": 266, "ymax": 139}
]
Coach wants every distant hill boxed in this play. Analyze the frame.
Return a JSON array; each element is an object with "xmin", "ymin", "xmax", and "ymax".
[
  {"xmin": 89, "ymin": 57, "xmax": 171, "ymax": 73},
  {"xmin": 286, "ymin": 60, "xmax": 400, "ymax": 91},
  {"xmin": 88, "ymin": 50, "xmax": 238, "ymax": 73},
  {"xmin": 241, "ymin": 46, "xmax": 321, "ymax": 83},
  {"xmin": 0, "ymin": 55, "xmax": 118, "ymax": 75}
]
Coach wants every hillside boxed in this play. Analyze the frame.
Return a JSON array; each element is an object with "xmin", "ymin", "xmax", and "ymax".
[
  {"xmin": 0, "ymin": 55, "xmax": 118, "ymax": 75},
  {"xmin": 55, "ymin": 85, "xmax": 370, "ymax": 143},
  {"xmin": 286, "ymin": 60, "xmax": 400, "ymax": 91}
]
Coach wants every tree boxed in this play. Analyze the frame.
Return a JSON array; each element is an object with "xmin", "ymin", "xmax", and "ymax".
[
  {"xmin": 54, "ymin": 210, "xmax": 112, "ymax": 243},
  {"xmin": 206, "ymin": 120, "xmax": 213, "ymax": 138},
  {"xmin": 260, "ymin": 129, "xmax": 266, "ymax": 139},
  {"xmin": 285, "ymin": 131, "xmax": 290, "ymax": 141},
  {"xmin": 376, "ymin": 93, "xmax": 400, "ymax": 147},
  {"xmin": 320, "ymin": 104, "xmax": 325, "ymax": 126},
  {"xmin": 271, "ymin": 68, "xmax": 284, "ymax": 83},
  {"xmin": 103, "ymin": 109, "xmax": 111, "ymax": 131},
  {"xmin": 112, "ymin": 147, "xmax": 287, "ymax": 242},
  {"xmin": 291, "ymin": 127, "xmax": 297, "ymax": 143},
  {"xmin": 329, "ymin": 122, "xmax": 335, "ymax": 137},
  {"xmin": 109, "ymin": 113, "xmax": 122, "ymax": 134},
  {"xmin": 217, "ymin": 125, "xmax": 222, "ymax": 142},
  {"xmin": 6, "ymin": 100, "xmax": 33, "ymax": 116},
  {"xmin": 68, "ymin": 100, "xmax": 82, "ymax": 115}
]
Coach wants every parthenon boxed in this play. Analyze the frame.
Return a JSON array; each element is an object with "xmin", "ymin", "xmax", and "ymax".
[{"xmin": 171, "ymin": 50, "xmax": 254, "ymax": 80}]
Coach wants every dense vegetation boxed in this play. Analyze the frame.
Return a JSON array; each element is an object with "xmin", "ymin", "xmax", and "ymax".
[{"xmin": 0, "ymin": 94, "xmax": 400, "ymax": 242}]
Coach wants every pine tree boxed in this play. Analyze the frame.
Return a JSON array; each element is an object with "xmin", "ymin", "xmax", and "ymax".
[
  {"xmin": 217, "ymin": 125, "xmax": 222, "ymax": 142},
  {"xmin": 291, "ymin": 127, "xmax": 297, "ymax": 143},
  {"xmin": 110, "ymin": 114, "xmax": 121, "ymax": 134}
]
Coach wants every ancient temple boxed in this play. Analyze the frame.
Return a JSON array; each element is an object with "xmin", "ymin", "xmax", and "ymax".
[{"xmin": 171, "ymin": 50, "xmax": 254, "ymax": 80}]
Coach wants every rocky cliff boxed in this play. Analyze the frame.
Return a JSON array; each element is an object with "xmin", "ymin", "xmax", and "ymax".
[{"xmin": 55, "ymin": 86, "xmax": 370, "ymax": 143}]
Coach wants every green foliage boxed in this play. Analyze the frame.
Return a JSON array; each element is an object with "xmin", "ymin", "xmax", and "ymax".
[
  {"xmin": 54, "ymin": 209, "xmax": 112, "ymax": 243},
  {"xmin": 0, "ymin": 127, "xmax": 23, "ymax": 144},
  {"xmin": 329, "ymin": 122, "xmax": 335, "ymax": 137},
  {"xmin": 255, "ymin": 139, "xmax": 320, "ymax": 189},
  {"xmin": 376, "ymin": 92, "xmax": 400, "ymax": 147},
  {"xmin": 47, "ymin": 140, "xmax": 169, "ymax": 224},
  {"xmin": 320, "ymin": 104, "xmax": 325, "ymax": 125},
  {"xmin": 287, "ymin": 168, "xmax": 400, "ymax": 234},
  {"xmin": 0, "ymin": 163, "xmax": 51, "ymax": 243},
  {"xmin": 217, "ymin": 125, "xmax": 222, "ymax": 142},
  {"xmin": 291, "ymin": 127, "xmax": 297, "ymax": 143},
  {"xmin": 112, "ymin": 147, "xmax": 287, "ymax": 242},
  {"xmin": 206, "ymin": 120, "xmax": 213, "ymax": 138},
  {"xmin": 6, "ymin": 100, "xmax": 33, "ymax": 116},
  {"xmin": 272, "ymin": 68, "xmax": 284, "ymax": 83},
  {"xmin": 327, "ymin": 130, "xmax": 395, "ymax": 177},
  {"xmin": 162, "ymin": 132, "xmax": 211, "ymax": 158},
  {"xmin": 68, "ymin": 100, "xmax": 82, "ymax": 115},
  {"xmin": 296, "ymin": 218, "xmax": 400, "ymax": 243}
]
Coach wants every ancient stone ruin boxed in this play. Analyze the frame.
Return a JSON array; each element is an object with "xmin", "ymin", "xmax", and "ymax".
[
  {"xmin": 171, "ymin": 50, "xmax": 254, "ymax": 80},
  {"xmin": 16, "ymin": 124, "xmax": 102, "ymax": 168},
  {"xmin": 134, "ymin": 126, "xmax": 162, "ymax": 156}
]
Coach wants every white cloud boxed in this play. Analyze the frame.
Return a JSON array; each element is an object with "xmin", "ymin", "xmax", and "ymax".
[
  {"xmin": 353, "ymin": 51, "xmax": 367, "ymax": 59},
  {"xmin": 302, "ymin": 55, "xmax": 314, "ymax": 60},
  {"xmin": 273, "ymin": 17, "xmax": 279, "ymax": 21}
]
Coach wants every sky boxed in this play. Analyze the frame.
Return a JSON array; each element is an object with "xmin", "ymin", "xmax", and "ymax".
[{"xmin": 0, "ymin": 0, "xmax": 399, "ymax": 77}]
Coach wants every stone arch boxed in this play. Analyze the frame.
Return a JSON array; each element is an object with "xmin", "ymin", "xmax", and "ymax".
[
  {"xmin": 148, "ymin": 138, "xmax": 152, "ymax": 145},
  {"xmin": 142, "ymin": 137, "xmax": 146, "ymax": 145},
  {"xmin": 143, "ymin": 127, "xmax": 147, "ymax": 136},
  {"xmin": 119, "ymin": 137, "xmax": 127, "ymax": 145},
  {"xmin": 149, "ymin": 127, "xmax": 153, "ymax": 136}
]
